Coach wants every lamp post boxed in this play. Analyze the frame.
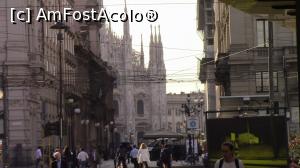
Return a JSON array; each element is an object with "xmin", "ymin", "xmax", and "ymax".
[
  {"xmin": 95, "ymin": 122, "xmax": 100, "ymax": 149},
  {"xmin": 50, "ymin": 21, "xmax": 68, "ymax": 150},
  {"xmin": 104, "ymin": 124, "xmax": 109, "ymax": 159},
  {"xmin": 109, "ymin": 121, "xmax": 115, "ymax": 155},
  {"xmin": 182, "ymin": 94, "xmax": 202, "ymax": 165},
  {"xmin": 81, "ymin": 119, "xmax": 89, "ymax": 148},
  {"xmin": 67, "ymin": 98, "xmax": 74, "ymax": 149},
  {"xmin": 73, "ymin": 108, "xmax": 80, "ymax": 149},
  {"xmin": 67, "ymin": 98, "xmax": 73, "ymax": 148}
]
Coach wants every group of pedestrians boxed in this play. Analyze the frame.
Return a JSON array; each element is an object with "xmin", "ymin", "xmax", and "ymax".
[
  {"xmin": 35, "ymin": 146, "xmax": 102, "ymax": 168},
  {"xmin": 114, "ymin": 142, "xmax": 172, "ymax": 168}
]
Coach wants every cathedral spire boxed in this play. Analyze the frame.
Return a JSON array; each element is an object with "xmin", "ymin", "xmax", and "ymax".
[
  {"xmin": 154, "ymin": 26, "xmax": 157, "ymax": 43},
  {"xmin": 140, "ymin": 34, "xmax": 144, "ymax": 68},
  {"xmin": 141, "ymin": 34, "xmax": 144, "ymax": 54},
  {"xmin": 109, "ymin": 21, "xmax": 112, "ymax": 33},
  {"xmin": 123, "ymin": 0, "xmax": 130, "ymax": 39},
  {"xmin": 148, "ymin": 25, "xmax": 156, "ymax": 73},
  {"xmin": 150, "ymin": 25, "xmax": 153, "ymax": 43},
  {"xmin": 158, "ymin": 25, "xmax": 161, "ymax": 44}
]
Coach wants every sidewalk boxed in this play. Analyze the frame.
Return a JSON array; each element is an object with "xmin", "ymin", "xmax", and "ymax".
[{"xmin": 101, "ymin": 159, "xmax": 204, "ymax": 168}]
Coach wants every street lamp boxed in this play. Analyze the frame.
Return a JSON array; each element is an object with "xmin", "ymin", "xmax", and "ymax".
[
  {"xmin": 95, "ymin": 122, "xmax": 100, "ymax": 149},
  {"xmin": 109, "ymin": 121, "xmax": 115, "ymax": 154},
  {"xmin": 50, "ymin": 21, "xmax": 69, "ymax": 150},
  {"xmin": 181, "ymin": 94, "xmax": 198, "ymax": 165},
  {"xmin": 66, "ymin": 98, "xmax": 75, "ymax": 149},
  {"xmin": 74, "ymin": 108, "xmax": 81, "ymax": 114}
]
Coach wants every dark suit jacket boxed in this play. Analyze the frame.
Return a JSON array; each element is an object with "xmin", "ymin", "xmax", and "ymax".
[{"xmin": 51, "ymin": 159, "xmax": 67, "ymax": 168}]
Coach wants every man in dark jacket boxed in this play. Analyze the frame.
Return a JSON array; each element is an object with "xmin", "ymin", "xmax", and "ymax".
[
  {"xmin": 116, "ymin": 144, "xmax": 128, "ymax": 168},
  {"xmin": 160, "ymin": 143, "xmax": 172, "ymax": 168}
]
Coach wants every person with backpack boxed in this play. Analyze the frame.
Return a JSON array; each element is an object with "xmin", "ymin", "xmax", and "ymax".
[{"xmin": 214, "ymin": 142, "xmax": 244, "ymax": 168}]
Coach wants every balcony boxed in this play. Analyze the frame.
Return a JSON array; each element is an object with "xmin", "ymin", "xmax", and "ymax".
[
  {"xmin": 215, "ymin": 53, "xmax": 231, "ymax": 95},
  {"xmin": 198, "ymin": 58, "xmax": 214, "ymax": 83},
  {"xmin": 219, "ymin": 0, "xmax": 296, "ymax": 30},
  {"xmin": 219, "ymin": 0, "xmax": 295, "ymax": 15}
]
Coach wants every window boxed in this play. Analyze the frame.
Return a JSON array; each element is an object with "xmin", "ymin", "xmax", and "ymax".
[
  {"xmin": 206, "ymin": 11, "xmax": 213, "ymax": 23},
  {"xmin": 168, "ymin": 122, "xmax": 172, "ymax": 131},
  {"xmin": 205, "ymin": 0, "xmax": 212, "ymax": 8},
  {"xmin": 168, "ymin": 109, "xmax": 171, "ymax": 116},
  {"xmin": 207, "ymin": 25, "xmax": 214, "ymax": 37},
  {"xmin": 137, "ymin": 100, "xmax": 144, "ymax": 115},
  {"xmin": 137, "ymin": 132, "xmax": 144, "ymax": 143},
  {"xmin": 207, "ymin": 39, "xmax": 214, "ymax": 45},
  {"xmin": 256, "ymin": 72, "xmax": 278, "ymax": 92},
  {"xmin": 113, "ymin": 100, "xmax": 119, "ymax": 117},
  {"xmin": 256, "ymin": 20, "xmax": 269, "ymax": 47}
]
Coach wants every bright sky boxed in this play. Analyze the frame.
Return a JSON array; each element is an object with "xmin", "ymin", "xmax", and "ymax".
[{"xmin": 103, "ymin": 0, "xmax": 204, "ymax": 94}]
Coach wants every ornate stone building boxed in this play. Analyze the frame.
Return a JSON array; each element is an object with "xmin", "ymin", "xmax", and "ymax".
[
  {"xmin": 0, "ymin": 0, "xmax": 115, "ymax": 166},
  {"xmin": 100, "ymin": 4, "xmax": 167, "ymax": 145}
]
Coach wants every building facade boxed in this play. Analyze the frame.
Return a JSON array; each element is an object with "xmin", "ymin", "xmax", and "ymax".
[
  {"xmin": 197, "ymin": 0, "xmax": 216, "ymax": 116},
  {"xmin": 99, "ymin": 4, "xmax": 167, "ymax": 145},
  {"xmin": 197, "ymin": 0, "xmax": 298, "ymax": 133},
  {"xmin": 0, "ymin": 0, "xmax": 115, "ymax": 166}
]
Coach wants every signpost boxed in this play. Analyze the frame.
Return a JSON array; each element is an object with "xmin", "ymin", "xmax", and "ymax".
[
  {"xmin": 186, "ymin": 116, "xmax": 199, "ymax": 163},
  {"xmin": 187, "ymin": 117, "xmax": 199, "ymax": 129}
]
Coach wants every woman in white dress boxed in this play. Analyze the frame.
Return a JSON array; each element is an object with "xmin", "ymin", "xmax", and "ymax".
[{"xmin": 137, "ymin": 143, "xmax": 151, "ymax": 168}]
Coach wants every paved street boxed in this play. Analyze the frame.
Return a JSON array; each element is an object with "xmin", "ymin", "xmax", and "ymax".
[{"xmin": 0, "ymin": 159, "xmax": 204, "ymax": 168}]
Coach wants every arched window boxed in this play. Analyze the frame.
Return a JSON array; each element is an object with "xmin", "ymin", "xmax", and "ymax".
[
  {"xmin": 137, "ymin": 132, "xmax": 144, "ymax": 144},
  {"xmin": 137, "ymin": 100, "xmax": 144, "ymax": 115},
  {"xmin": 113, "ymin": 100, "xmax": 119, "ymax": 117},
  {"xmin": 176, "ymin": 122, "xmax": 181, "ymax": 133}
]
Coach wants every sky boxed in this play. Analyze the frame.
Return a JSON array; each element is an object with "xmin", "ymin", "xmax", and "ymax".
[{"xmin": 103, "ymin": 0, "xmax": 204, "ymax": 94}]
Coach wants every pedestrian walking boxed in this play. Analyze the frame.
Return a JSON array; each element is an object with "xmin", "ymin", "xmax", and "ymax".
[
  {"xmin": 62, "ymin": 146, "xmax": 73, "ymax": 168},
  {"xmin": 77, "ymin": 148, "xmax": 89, "ymax": 168},
  {"xmin": 130, "ymin": 145, "xmax": 139, "ymax": 168},
  {"xmin": 159, "ymin": 143, "xmax": 172, "ymax": 168},
  {"xmin": 214, "ymin": 142, "xmax": 244, "ymax": 168},
  {"xmin": 116, "ymin": 144, "xmax": 128, "ymax": 168},
  {"xmin": 137, "ymin": 143, "xmax": 150, "ymax": 168},
  {"xmin": 35, "ymin": 146, "xmax": 43, "ymax": 168},
  {"xmin": 91, "ymin": 147, "xmax": 101, "ymax": 168},
  {"xmin": 127, "ymin": 144, "xmax": 132, "ymax": 164},
  {"xmin": 51, "ymin": 151, "xmax": 67, "ymax": 168}
]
